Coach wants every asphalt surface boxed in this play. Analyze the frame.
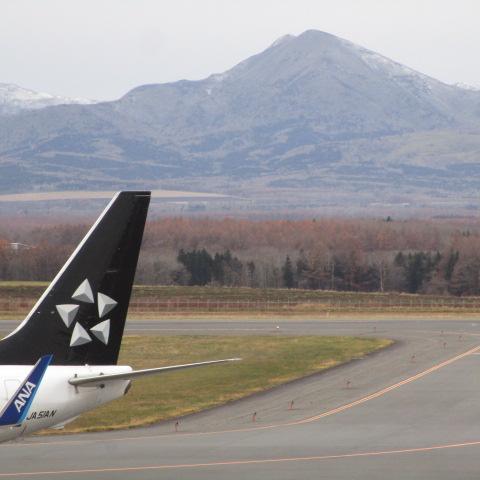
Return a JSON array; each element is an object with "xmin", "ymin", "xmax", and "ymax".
[{"xmin": 1, "ymin": 317, "xmax": 480, "ymax": 479}]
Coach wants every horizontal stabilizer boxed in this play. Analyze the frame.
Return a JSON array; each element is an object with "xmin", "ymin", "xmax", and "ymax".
[
  {"xmin": 0, "ymin": 355, "xmax": 53, "ymax": 426},
  {"xmin": 68, "ymin": 358, "xmax": 241, "ymax": 387}
]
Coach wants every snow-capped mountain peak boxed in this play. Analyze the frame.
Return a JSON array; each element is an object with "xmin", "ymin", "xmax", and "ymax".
[{"xmin": 0, "ymin": 83, "xmax": 96, "ymax": 115}]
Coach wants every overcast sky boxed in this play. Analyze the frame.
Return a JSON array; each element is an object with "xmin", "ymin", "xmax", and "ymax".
[{"xmin": 1, "ymin": 0, "xmax": 479, "ymax": 100}]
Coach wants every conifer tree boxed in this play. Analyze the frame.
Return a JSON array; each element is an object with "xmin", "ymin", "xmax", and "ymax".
[{"xmin": 282, "ymin": 255, "xmax": 295, "ymax": 288}]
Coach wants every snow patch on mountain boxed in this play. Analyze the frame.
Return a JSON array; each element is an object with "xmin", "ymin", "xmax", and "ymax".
[
  {"xmin": 270, "ymin": 34, "xmax": 295, "ymax": 48},
  {"xmin": 341, "ymin": 39, "xmax": 436, "ymax": 89},
  {"xmin": 0, "ymin": 83, "xmax": 96, "ymax": 115},
  {"xmin": 209, "ymin": 72, "xmax": 230, "ymax": 83},
  {"xmin": 454, "ymin": 82, "xmax": 480, "ymax": 91}
]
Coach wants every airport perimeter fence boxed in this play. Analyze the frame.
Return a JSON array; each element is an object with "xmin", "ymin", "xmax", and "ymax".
[
  {"xmin": 127, "ymin": 297, "xmax": 480, "ymax": 313},
  {"xmin": 3, "ymin": 296, "xmax": 480, "ymax": 315}
]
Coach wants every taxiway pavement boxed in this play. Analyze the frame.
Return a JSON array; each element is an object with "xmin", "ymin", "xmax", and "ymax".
[{"xmin": 1, "ymin": 317, "xmax": 480, "ymax": 479}]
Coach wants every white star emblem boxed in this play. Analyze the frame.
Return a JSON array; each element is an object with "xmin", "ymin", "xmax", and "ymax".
[
  {"xmin": 56, "ymin": 304, "xmax": 79, "ymax": 328},
  {"xmin": 91, "ymin": 319, "xmax": 110, "ymax": 345},
  {"xmin": 97, "ymin": 292, "xmax": 117, "ymax": 318},
  {"xmin": 70, "ymin": 323, "xmax": 91, "ymax": 347},
  {"xmin": 72, "ymin": 279, "xmax": 94, "ymax": 303},
  {"xmin": 55, "ymin": 278, "xmax": 117, "ymax": 347}
]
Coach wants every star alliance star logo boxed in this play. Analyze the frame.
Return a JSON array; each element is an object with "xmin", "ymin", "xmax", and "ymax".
[{"xmin": 55, "ymin": 279, "xmax": 117, "ymax": 348}]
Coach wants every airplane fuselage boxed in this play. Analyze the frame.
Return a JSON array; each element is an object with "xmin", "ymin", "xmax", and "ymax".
[{"xmin": 0, "ymin": 365, "xmax": 131, "ymax": 442}]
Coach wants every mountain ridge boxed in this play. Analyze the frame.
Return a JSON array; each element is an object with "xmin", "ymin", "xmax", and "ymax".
[{"xmin": 1, "ymin": 30, "xmax": 480, "ymax": 214}]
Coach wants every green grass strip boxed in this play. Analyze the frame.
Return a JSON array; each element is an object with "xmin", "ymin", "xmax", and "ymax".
[{"xmin": 62, "ymin": 335, "xmax": 391, "ymax": 433}]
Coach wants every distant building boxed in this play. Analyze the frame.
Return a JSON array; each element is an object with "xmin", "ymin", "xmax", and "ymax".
[{"xmin": 9, "ymin": 242, "xmax": 31, "ymax": 251}]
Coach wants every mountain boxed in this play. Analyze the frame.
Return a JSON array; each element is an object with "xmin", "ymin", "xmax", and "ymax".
[
  {"xmin": 117, "ymin": 31, "xmax": 479, "ymax": 135},
  {"xmin": 1, "ymin": 30, "xmax": 480, "ymax": 213},
  {"xmin": 0, "ymin": 83, "xmax": 95, "ymax": 115}
]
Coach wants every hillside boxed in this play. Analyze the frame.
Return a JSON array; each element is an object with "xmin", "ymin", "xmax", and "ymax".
[{"xmin": 1, "ymin": 30, "xmax": 480, "ymax": 213}]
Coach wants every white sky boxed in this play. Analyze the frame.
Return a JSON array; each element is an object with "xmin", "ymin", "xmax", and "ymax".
[{"xmin": 1, "ymin": 0, "xmax": 479, "ymax": 100}]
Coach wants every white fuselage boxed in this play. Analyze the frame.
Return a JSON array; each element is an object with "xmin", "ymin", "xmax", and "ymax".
[{"xmin": 0, "ymin": 365, "xmax": 132, "ymax": 443}]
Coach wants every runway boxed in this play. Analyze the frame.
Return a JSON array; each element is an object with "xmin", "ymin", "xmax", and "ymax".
[{"xmin": 1, "ymin": 317, "xmax": 480, "ymax": 479}]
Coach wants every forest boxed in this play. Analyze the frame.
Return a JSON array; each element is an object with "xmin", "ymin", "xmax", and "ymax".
[{"xmin": 1, "ymin": 216, "xmax": 480, "ymax": 296}]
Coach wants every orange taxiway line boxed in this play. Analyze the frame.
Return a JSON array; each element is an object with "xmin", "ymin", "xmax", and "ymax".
[
  {"xmin": 2, "ymin": 343, "xmax": 479, "ymax": 449},
  {"xmin": 297, "ymin": 343, "xmax": 480, "ymax": 424},
  {"xmin": 1, "ymin": 439, "xmax": 480, "ymax": 476}
]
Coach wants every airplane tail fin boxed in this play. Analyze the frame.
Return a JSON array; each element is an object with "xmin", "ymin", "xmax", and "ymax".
[
  {"xmin": 0, "ymin": 355, "xmax": 53, "ymax": 426},
  {"xmin": 0, "ymin": 191, "xmax": 150, "ymax": 366}
]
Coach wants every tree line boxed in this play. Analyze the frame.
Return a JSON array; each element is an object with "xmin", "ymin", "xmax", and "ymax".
[{"xmin": 1, "ymin": 216, "xmax": 480, "ymax": 295}]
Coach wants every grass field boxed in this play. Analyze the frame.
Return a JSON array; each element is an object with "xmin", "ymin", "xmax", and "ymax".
[
  {"xmin": 54, "ymin": 335, "xmax": 391, "ymax": 434},
  {"xmin": 2, "ymin": 282, "xmax": 480, "ymax": 319}
]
